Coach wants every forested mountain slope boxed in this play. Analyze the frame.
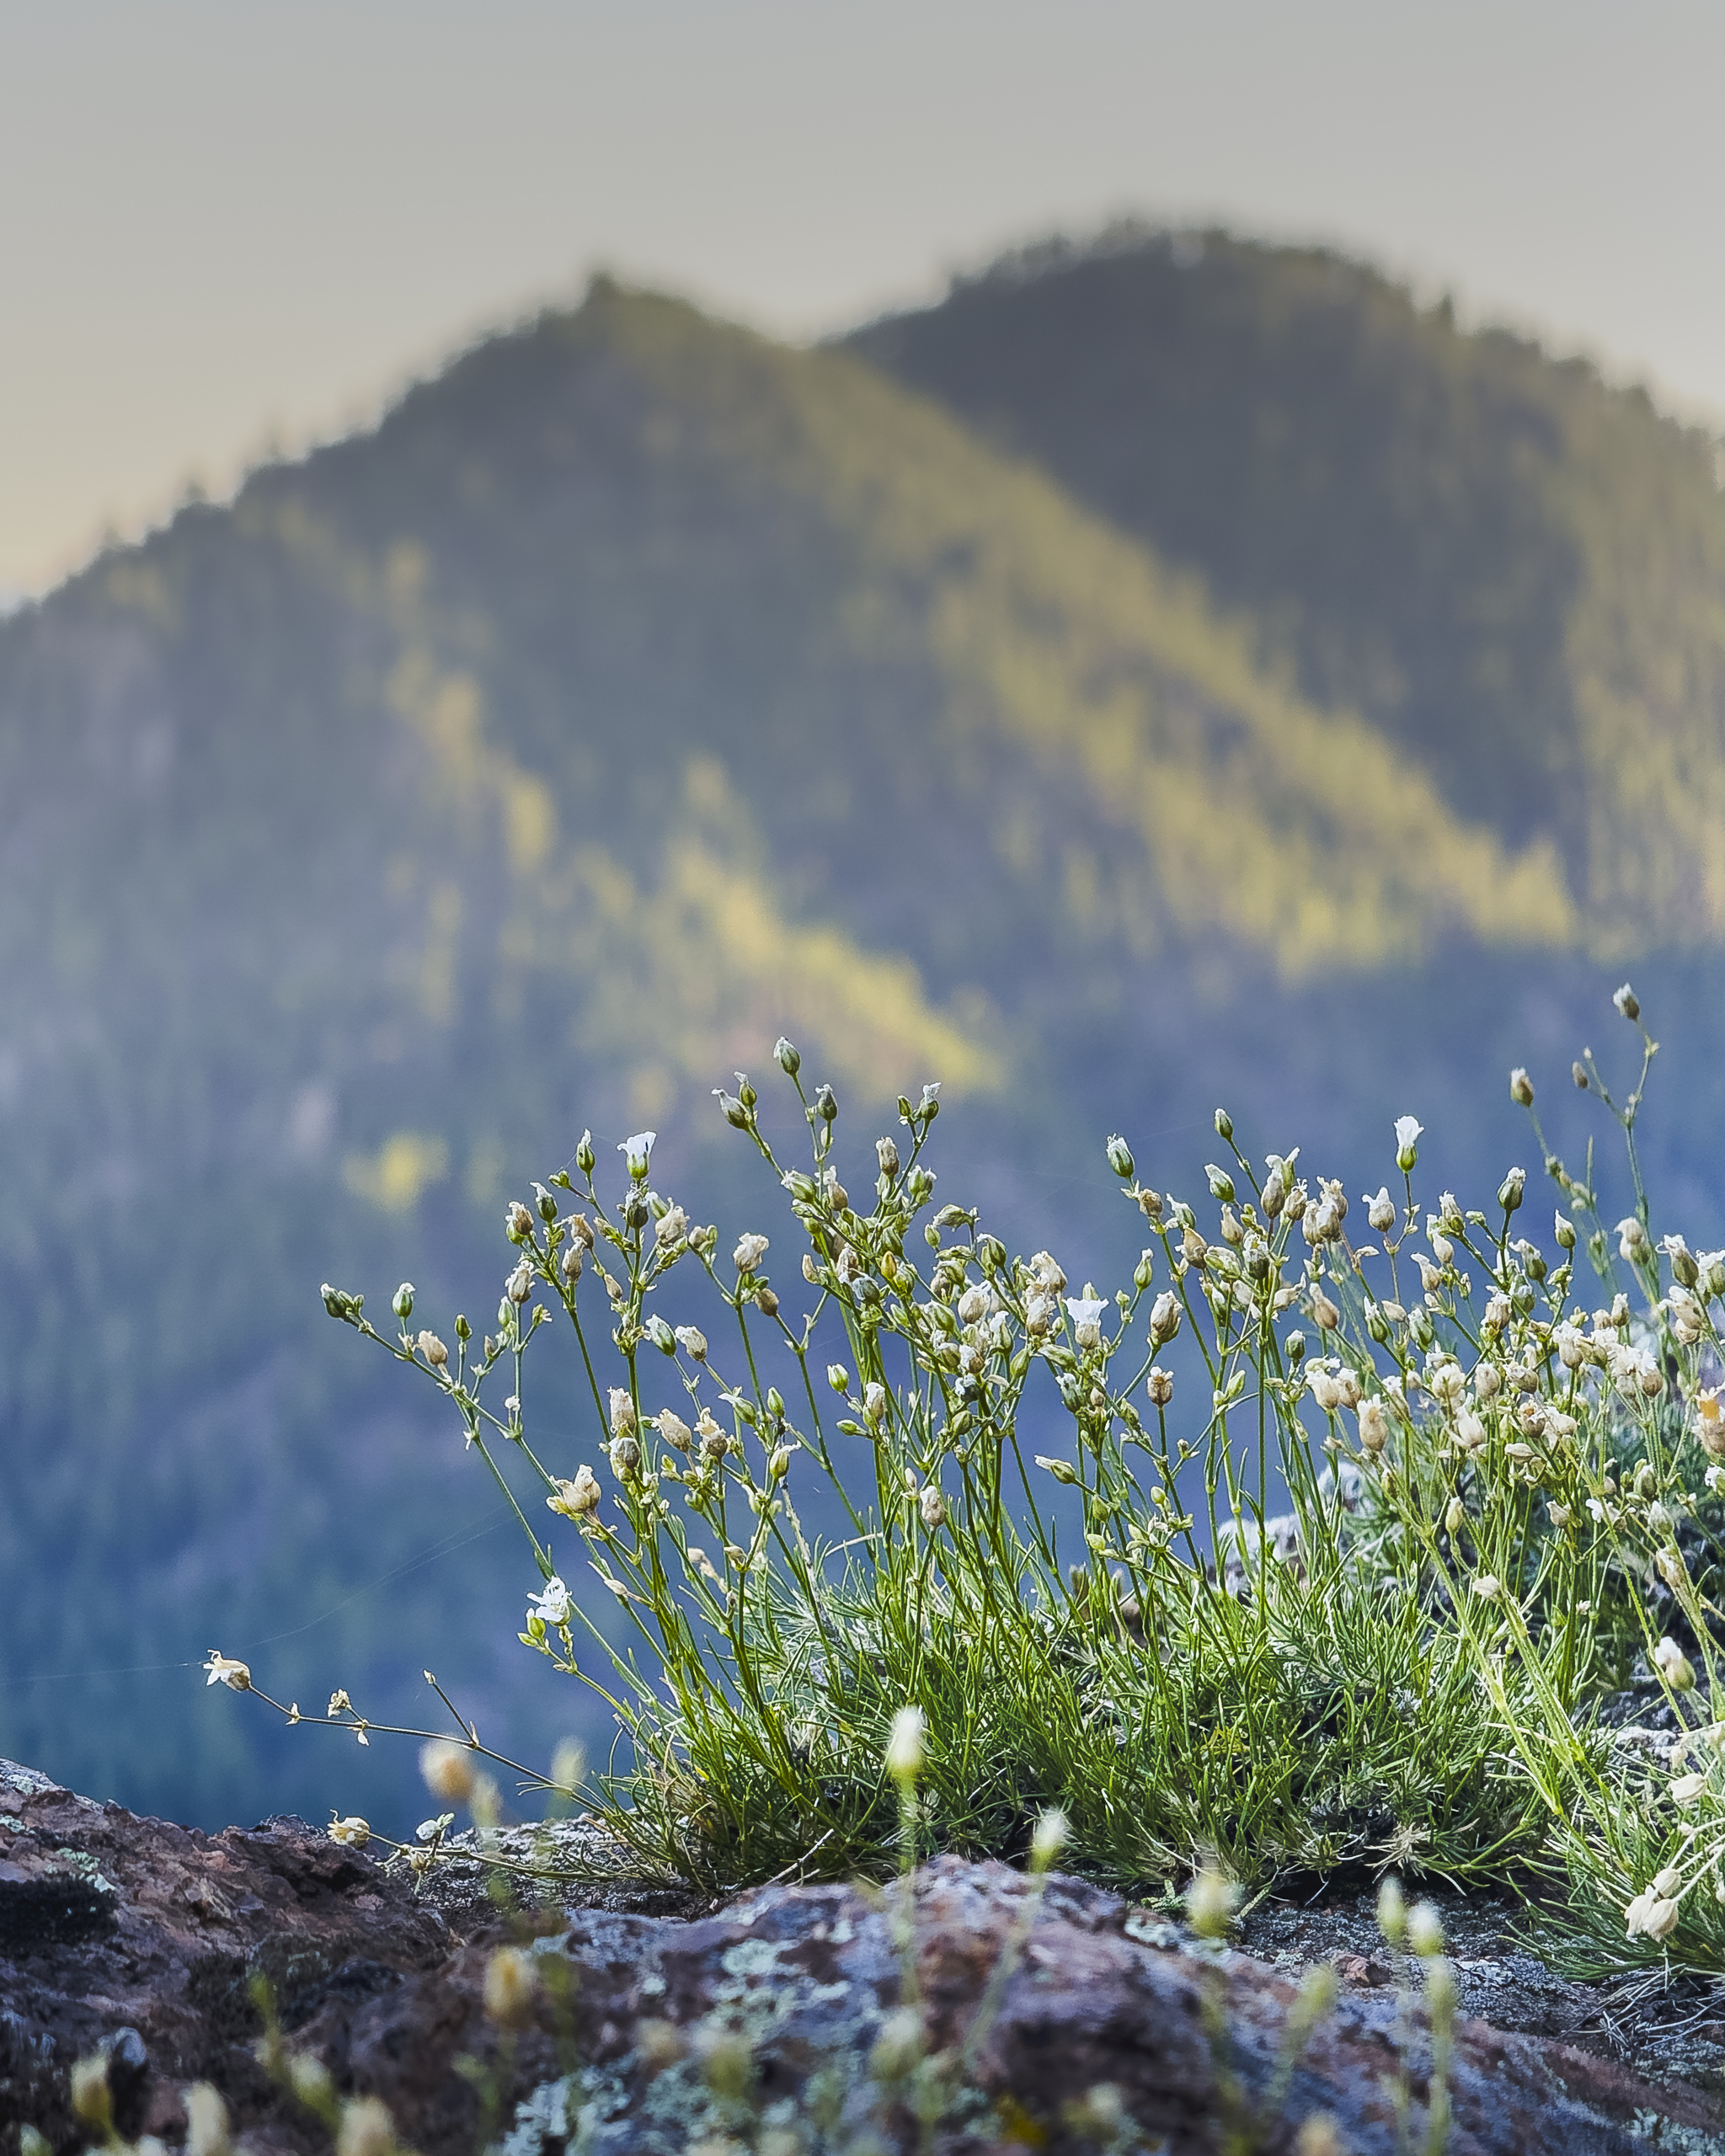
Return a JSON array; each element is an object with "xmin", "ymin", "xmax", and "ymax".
[{"xmin": 852, "ymin": 227, "xmax": 1725, "ymax": 950}]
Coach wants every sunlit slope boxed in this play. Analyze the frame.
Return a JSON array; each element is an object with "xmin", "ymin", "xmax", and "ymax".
[
  {"xmin": 227, "ymin": 278, "xmax": 1565, "ymax": 984},
  {"xmin": 852, "ymin": 227, "xmax": 1725, "ymax": 952}
]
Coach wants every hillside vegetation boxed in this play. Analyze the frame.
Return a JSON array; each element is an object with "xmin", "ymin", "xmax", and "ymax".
[{"xmin": 852, "ymin": 226, "xmax": 1725, "ymax": 950}]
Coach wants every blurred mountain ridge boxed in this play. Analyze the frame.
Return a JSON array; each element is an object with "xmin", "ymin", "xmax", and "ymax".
[
  {"xmin": 852, "ymin": 221, "xmax": 1725, "ymax": 953},
  {"xmin": 1, "ymin": 252, "xmax": 1719, "ymax": 1829}
]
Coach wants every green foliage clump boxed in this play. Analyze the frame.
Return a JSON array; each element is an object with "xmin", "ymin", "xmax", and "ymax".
[{"xmin": 219, "ymin": 987, "xmax": 1725, "ymax": 1983}]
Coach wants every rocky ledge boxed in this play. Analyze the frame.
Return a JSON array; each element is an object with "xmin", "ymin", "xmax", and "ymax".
[{"xmin": 3, "ymin": 1758, "xmax": 1724, "ymax": 2154}]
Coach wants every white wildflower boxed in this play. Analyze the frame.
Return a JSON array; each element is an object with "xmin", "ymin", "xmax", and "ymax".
[
  {"xmin": 527, "ymin": 1577, "xmax": 571, "ymax": 1628},
  {"xmin": 1065, "ymin": 1289, "xmax": 1108, "ymax": 1351},
  {"xmin": 618, "ymin": 1130, "xmax": 656, "ymax": 1176}
]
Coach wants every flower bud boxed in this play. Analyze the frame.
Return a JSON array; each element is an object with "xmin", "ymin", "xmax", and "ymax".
[
  {"xmin": 1149, "ymin": 1291, "xmax": 1182, "ymax": 1346},
  {"xmin": 714, "ymin": 1089, "xmax": 749, "ymax": 1129},
  {"xmin": 393, "ymin": 1282, "xmax": 415, "ymax": 1321},
  {"xmin": 184, "ymin": 2083, "xmax": 233, "ymax": 2156},
  {"xmin": 505, "ymin": 1262, "xmax": 532, "ymax": 1305},
  {"xmin": 1408, "ymin": 1902, "xmax": 1445, "ymax": 1957},
  {"xmin": 483, "ymin": 1945, "xmax": 539, "ymax": 2030},
  {"xmin": 699, "ymin": 2026, "xmax": 757, "ymax": 2100},
  {"xmin": 1497, "ymin": 1166, "xmax": 1525, "ymax": 1214},
  {"xmin": 1146, "ymin": 1368, "xmax": 1174, "ymax": 1407},
  {"xmin": 1653, "ymin": 1636, "xmax": 1696, "ymax": 1692},
  {"xmin": 1509, "ymin": 1068, "xmax": 1535, "ymax": 1107},
  {"xmin": 1030, "ymin": 1807, "xmax": 1070, "ymax": 1868},
  {"xmin": 919, "ymin": 1485, "xmax": 946, "ymax": 1528},
  {"xmin": 1186, "ymin": 1866, "xmax": 1236, "ymax": 1940},
  {"xmin": 1311, "ymin": 1289, "xmax": 1340, "ymax": 1332},
  {"xmin": 547, "ymin": 1465, "xmax": 602, "ymax": 1518},
  {"xmin": 291, "ymin": 2053, "xmax": 334, "ymax": 2107},
  {"xmin": 1394, "ymin": 1115, "xmax": 1423, "ymax": 1172},
  {"xmin": 1106, "ymin": 1134, "xmax": 1135, "ymax": 1180},
  {"xmin": 506, "ymin": 1201, "xmax": 535, "ymax": 1243},
  {"xmin": 328, "ymin": 1815, "xmax": 371, "ymax": 1848},
  {"xmin": 1214, "ymin": 1107, "xmax": 1233, "ymax": 1142},
  {"xmin": 1614, "ymin": 982, "xmax": 1640, "ymax": 1022},
  {"xmin": 1376, "ymin": 1875, "xmax": 1407, "ymax": 1948},
  {"xmin": 68, "ymin": 2057, "xmax": 112, "ymax": 2134},
  {"xmin": 775, "ymin": 1036, "xmax": 800, "ymax": 1075},
  {"xmin": 417, "ymin": 1330, "xmax": 449, "ymax": 1369},
  {"xmin": 1573, "ymin": 1060, "xmax": 1589, "ymax": 1089},
  {"xmin": 1555, "ymin": 1210, "xmax": 1576, "ymax": 1251},
  {"xmin": 1206, "ymin": 1164, "xmax": 1236, "ymax": 1203},
  {"xmin": 869, "ymin": 2006, "xmax": 924, "ymax": 2084},
  {"xmin": 420, "ymin": 1739, "xmax": 478, "ymax": 1805},
  {"xmin": 863, "ymin": 1381, "xmax": 888, "ymax": 1426},
  {"xmin": 1037, "ymin": 1454, "xmax": 1081, "ymax": 1484},
  {"xmin": 885, "ymin": 1704, "xmax": 926, "ymax": 1779},
  {"xmin": 769, "ymin": 1446, "xmax": 792, "ymax": 1481},
  {"xmin": 814, "ymin": 1083, "xmax": 838, "ymax": 1123}
]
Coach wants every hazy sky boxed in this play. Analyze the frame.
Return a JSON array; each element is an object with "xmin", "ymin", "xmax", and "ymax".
[{"xmin": 4, "ymin": 0, "xmax": 1723, "ymax": 595}]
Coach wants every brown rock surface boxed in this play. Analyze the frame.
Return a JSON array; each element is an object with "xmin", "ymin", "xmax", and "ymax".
[{"xmin": 4, "ymin": 1757, "xmax": 1725, "ymax": 2154}]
